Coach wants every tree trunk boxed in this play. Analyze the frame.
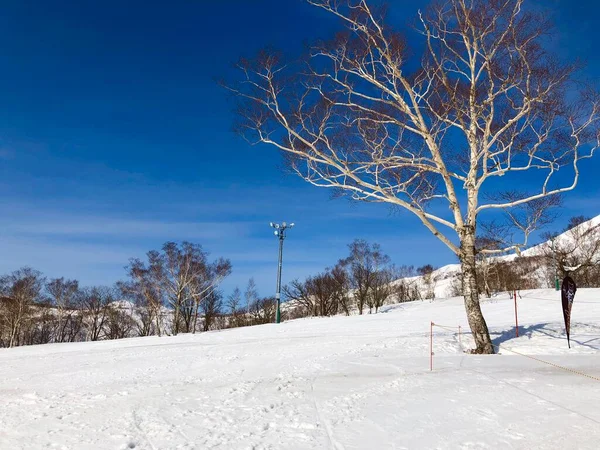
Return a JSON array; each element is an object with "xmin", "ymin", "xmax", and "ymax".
[
  {"xmin": 9, "ymin": 307, "xmax": 24, "ymax": 348},
  {"xmin": 9, "ymin": 324, "xmax": 18, "ymax": 348},
  {"xmin": 154, "ymin": 307, "xmax": 162, "ymax": 337},
  {"xmin": 173, "ymin": 294, "xmax": 181, "ymax": 335},
  {"xmin": 192, "ymin": 300, "xmax": 200, "ymax": 334},
  {"xmin": 461, "ymin": 235, "xmax": 494, "ymax": 354}
]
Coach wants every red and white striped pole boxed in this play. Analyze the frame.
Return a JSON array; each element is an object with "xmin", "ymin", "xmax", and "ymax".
[
  {"xmin": 430, "ymin": 321, "xmax": 434, "ymax": 371},
  {"xmin": 514, "ymin": 290, "xmax": 519, "ymax": 337}
]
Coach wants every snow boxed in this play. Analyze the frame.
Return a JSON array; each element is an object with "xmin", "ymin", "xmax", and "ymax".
[
  {"xmin": 523, "ymin": 214, "xmax": 600, "ymax": 256},
  {"xmin": 1, "ymin": 289, "xmax": 600, "ymax": 449},
  {"xmin": 395, "ymin": 214, "xmax": 600, "ymax": 300}
]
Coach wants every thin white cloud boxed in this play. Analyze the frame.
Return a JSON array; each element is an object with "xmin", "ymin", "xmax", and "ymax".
[
  {"xmin": 0, "ymin": 214, "xmax": 256, "ymax": 240},
  {"xmin": 0, "ymin": 235, "xmax": 139, "ymax": 286}
]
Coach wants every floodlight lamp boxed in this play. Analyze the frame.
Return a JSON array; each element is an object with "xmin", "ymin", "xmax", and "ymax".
[
  {"xmin": 282, "ymin": 222, "xmax": 287, "ymax": 228},
  {"xmin": 270, "ymin": 222, "xmax": 274, "ymax": 227},
  {"xmin": 290, "ymin": 223, "xmax": 295, "ymax": 228},
  {"xmin": 274, "ymin": 230, "xmax": 279, "ymax": 236},
  {"xmin": 275, "ymin": 224, "xmax": 280, "ymax": 229}
]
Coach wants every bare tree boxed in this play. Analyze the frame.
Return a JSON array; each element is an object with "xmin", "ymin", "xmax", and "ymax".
[
  {"xmin": 249, "ymin": 296, "xmax": 277, "ymax": 324},
  {"xmin": 104, "ymin": 306, "xmax": 136, "ymax": 340},
  {"xmin": 200, "ymin": 290, "xmax": 224, "ymax": 332},
  {"xmin": 190, "ymin": 257, "xmax": 232, "ymax": 333},
  {"xmin": 227, "ymin": 0, "xmax": 599, "ymax": 352},
  {"xmin": 283, "ymin": 278, "xmax": 315, "ymax": 316},
  {"xmin": 227, "ymin": 287, "xmax": 241, "ymax": 312},
  {"xmin": 159, "ymin": 242, "xmax": 205, "ymax": 335},
  {"xmin": 392, "ymin": 265, "xmax": 422, "ymax": 302},
  {"xmin": 81, "ymin": 286, "xmax": 114, "ymax": 341},
  {"xmin": 313, "ymin": 272, "xmax": 342, "ymax": 316},
  {"xmin": 542, "ymin": 217, "xmax": 600, "ymax": 286},
  {"xmin": 563, "ymin": 215, "xmax": 592, "ymax": 232},
  {"xmin": 23, "ymin": 306, "xmax": 56, "ymax": 346},
  {"xmin": 46, "ymin": 278, "xmax": 80, "ymax": 343},
  {"xmin": 340, "ymin": 240, "xmax": 389, "ymax": 314},
  {"xmin": 60, "ymin": 303, "xmax": 85, "ymax": 343},
  {"xmin": 417, "ymin": 264, "xmax": 437, "ymax": 300},
  {"xmin": 368, "ymin": 265, "xmax": 394, "ymax": 313},
  {"xmin": 0, "ymin": 268, "xmax": 45, "ymax": 348},
  {"xmin": 123, "ymin": 243, "xmax": 230, "ymax": 335},
  {"xmin": 121, "ymin": 257, "xmax": 165, "ymax": 337},
  {"xmin": 285, "ymin": 271, "xmax": 341, "ymax": 317},
  {"xmin": 245, "ymin": 278, "xmax": 258, "ymax": 318},
  {"xmin": 330, "ymin": 262, "xmax": 352, "ymax": 315},
  {"xmin": 226, "ymin": 287, "xmax": 244, "ymax": 327}
]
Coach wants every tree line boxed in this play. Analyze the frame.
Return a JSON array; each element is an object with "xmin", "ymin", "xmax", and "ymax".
[
  {"xmin": 2, "ymin": 216, "xmax": 597, "ymax": 349},
  {"xmin": 0, "ymin": 242, "xmax": 232, "ymax": 348},
  {"xmin": 0, "ymin": 237, "xmax": 435, "ymax": 349},
  {"xmin": 283, "ymin": 239, "xmax": 431, "ymax": 319},
  {"xmin": 466, "ymin": 216, "xmax": 600, "ymax": 297}
]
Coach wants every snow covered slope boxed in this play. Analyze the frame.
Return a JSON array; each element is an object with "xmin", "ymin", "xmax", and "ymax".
[
  {"xmin": 399, "ymin": 214, "xmax": 600, "ymax": 298},
  {"xmin": 1, "ymin": 289, "xmax": 599, "ymax": 449},
  {"xmin": 518, "ymin": 214, "xmax": 600, "ymax": 259}
]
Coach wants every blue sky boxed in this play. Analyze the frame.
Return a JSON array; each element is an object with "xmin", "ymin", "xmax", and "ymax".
[{"xmin": 1, "ymin": 0, "xmax": 599, "ymax": 297}]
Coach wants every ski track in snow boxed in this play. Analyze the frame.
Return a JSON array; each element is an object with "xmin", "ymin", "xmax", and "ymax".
[{"xmin": 1, "ymin": 288, "xmax": 600, "ymax": 449}]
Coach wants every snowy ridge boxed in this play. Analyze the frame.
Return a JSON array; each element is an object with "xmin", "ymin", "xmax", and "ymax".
[
  {"xmin": 1, "ymin": 288, "xmax": 599, "ymax": 449},
  {"xmin": 395, "ymin": 214, "xmax": 600, "ymax": 299},
  {"xmin": 506, "ymin": 214, "xmax": 600, "ymax": 260}
]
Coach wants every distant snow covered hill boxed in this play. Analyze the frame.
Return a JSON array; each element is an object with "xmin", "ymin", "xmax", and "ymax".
[
  {"xmin": 507, "ymin": 214, "xmax": 600, "ymax": 260},
  {"xmin": 1, "ymin": 288, "xmax": 599, "ymax": 449},
  {"xmin": 395, "ymin": 214, "xmax": 600, "ymax": 299}
]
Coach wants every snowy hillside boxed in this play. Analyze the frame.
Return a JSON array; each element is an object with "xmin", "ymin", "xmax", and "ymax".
[
  {"xmin": 397, "ymin": 214, "xmax": 600, "ymax": 299},
  {"xmin": 519, "ymin": 214, "xmax": 600, "ymax": 259},
  {"xmin": 1, "ymin": 289, "xmax": 599, "ymax": 449}
]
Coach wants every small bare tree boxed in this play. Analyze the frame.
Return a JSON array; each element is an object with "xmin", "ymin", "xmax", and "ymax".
[
  {"xmin": 200, "ymin": 290, "xmax": 224, "ymax": 332},
  {"xmin": 159, "ymin": 242, "xmax": 205, "ymax": 335},
  {"xmin": 81, "ymin": 286, "xmax": 114, "ymax": 342},
  {"xmin": 227, "ymin": 287, "xmax": 248, "ymax": 328},
  {"xmin": 283, "ymin": 278, "xmax": 315, "ymax": 316},
  {"xmin": 417, "ymin": 265, "xmax": 436, "ymax": 300},
  {"xmin": 227, "ymin": 0, "xmax": 599, "ymax": 352},
  {"xmin": 368, "ymin": 265, "xmax": 394, "ymax": 313},
  {"xmin": 542, "ymin": 217, "xmax": 600, "ymax": 286},
  {"xmin": 341, "ymin": 240, "xmax": 380, "ymax": 315},
  {"xmin": 245, "ymin": 278, "xmax": 259, "ymax": 319},
  {"xmin": 0, "ymin": 268, "xmax": 45, "ymax": 348},
  {"xmin": 286, "ymin": 271, "xmax": 341, "ymax": 317},
  {"xmin": 190, "ymin": 257, "xmax": 231, "ymax": 333},
  {"xmin": 121, "ymin": 257, "xmax": 165, "ymax": 336},
  {"xmin": 46, "ymin": 278, "xmax": 80, "ymax": 343},
  {"xmin": 249, "ymin": 296, "xmax": 277, "ymax": 324},
  {"xmin": 564, "ymin": 216, "xmax": 592, "ymax": 232},
  {"xmin": 392, "ymin": 265, "xmax": 422, "ymax": 302},
  {"xmin": 330, "ymin": 262, "xmax": 352, "ymax": 315},
  {"xmin": 366, "ymin": 247, "xmax": 394, "ymax": 313},
  {"xmin": 104, "ymin": 306, "xmax": 136, "ymax": 340}
]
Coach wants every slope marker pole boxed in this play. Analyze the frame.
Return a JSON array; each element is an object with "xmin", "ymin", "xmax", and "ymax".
[
  {"xmin": 430, "ymin": 321, "xmax": 434, "ymax": 371},
  {"xmin": 514, "ymin": 290, "xmax": 519, "ymax": 337}
]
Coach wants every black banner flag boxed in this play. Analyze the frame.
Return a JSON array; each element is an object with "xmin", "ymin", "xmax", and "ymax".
[{"xmin": 561, "ymin": 275, "xmax": 577, "ymax": 348}]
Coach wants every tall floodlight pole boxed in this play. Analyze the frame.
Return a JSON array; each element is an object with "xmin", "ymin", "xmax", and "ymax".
[{"xmin": 270, "ymin": 221, "xmax": 294, "ymax": 324}]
